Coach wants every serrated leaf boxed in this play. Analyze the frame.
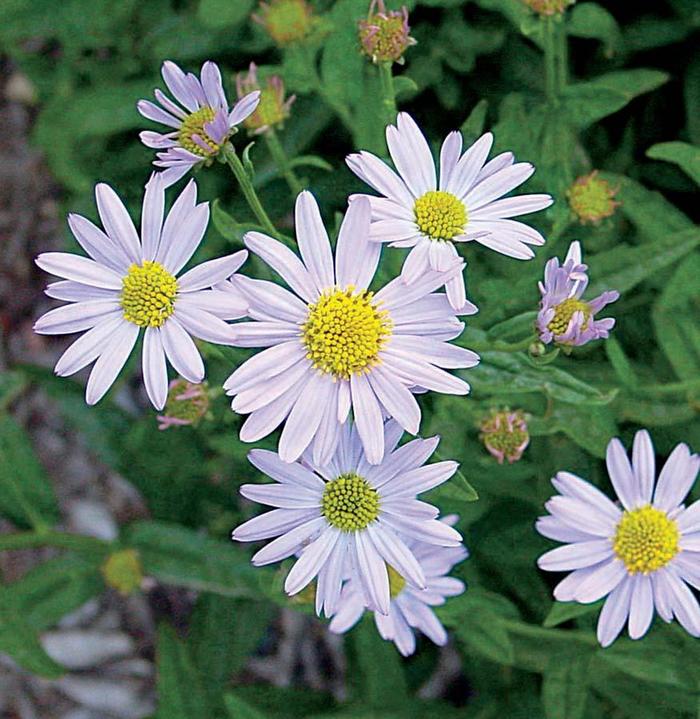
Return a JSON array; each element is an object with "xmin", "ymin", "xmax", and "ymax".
[{"xmin": 647, "ymin": 141, "xmax": 700, "ymax": 186}]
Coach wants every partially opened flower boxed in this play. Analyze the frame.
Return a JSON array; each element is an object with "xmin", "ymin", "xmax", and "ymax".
[
  {"xmin": 346, "ymin": 112, "xmax": 552, "ymax": 311},
  {"xmin": 236, "ymin": 62, "xmax": 296, "ymax": 135},
  {"xmin": 358, "ymin": 0, "xmax": 416, "ymax": 65},
  {"xmin": 34, "ymin": 175, "xmax": 248, "ymax": 409},
  {"xmin": 537, "ymin": 430, "xmax": 700, "ymax": 647},
  {"xmin": 221, "ymin": 190, "xmax": 479, "ymax": 466},
  {"xmin": 157, "ymin": 379, "xmax": 210, "ymax": 430},
  {"xmin": 329, "ymin": 516, "xmax": 467, "ymax": 656},
  {"xmin": 138, "ymin": 61, "xmax": 260, "ymax": 186},
  {"xmin": 537, "ymin": 240, "xmax": 619, "ymax": 347},
  {"xmin": 232, "ymin": 420, "xmax": 463, "ymax": 616}
]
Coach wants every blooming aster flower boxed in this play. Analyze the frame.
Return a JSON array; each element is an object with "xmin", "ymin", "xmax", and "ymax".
[
  {"xmin": 346, "ymin": 112, "xmax": 553, "ymax": 311},
  {"xmin": 329, "ymin": 516, "xmax": 467, "ymax": 656},
  {"xmin": 536, "ymin": 240, "xmax": 619, "ymax": 347},
  {"xmin": 34, "ymin": 175, "xmax": 248, "ymax": 409},
  {"xmin": 137, "ymin": 61, "xmax": 261, "ymax": 186},
  {"xmin": 221, "ymin": 190, "xmax": 479, "ymax": 466},
  {"xmin": 536, "ymin": 430, "xmax": 700, "ymax": 647},
  {"xmin": 232, "ymin": 420, "xmax": 463, "ymax": 616}
]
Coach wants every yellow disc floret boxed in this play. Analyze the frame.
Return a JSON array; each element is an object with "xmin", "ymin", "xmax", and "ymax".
[
  {"xmin": 547, "ymin": 297, "xmax": 591, "ymax": 336},
  {"xmin": 613, "ymin": 505, "xmax": 680, "ymax": 574},
  {"xmin": 322, "ymin": 473, "xmax": 380, "ymax": 531},
  {"xmin": 567, "ymin": 170, "xmax": 619, "ymax": 224},
  {"xmin": 120, "ymin": 260, "xmax": 177, "ymax": 328},
  {"xmin": 178, "ymin": 106, "xmax": 221, "ymax": 157},
  {"xmin": 414, "ymin": 190, "xmax": 467, "ymax": 241},
  {"xmin": 302, "ymin": 286, "xmax": 392, "ymax": 379},
  {"xmin": 387, "ymin": 564, "xmax": 406, "ymax": 598}
]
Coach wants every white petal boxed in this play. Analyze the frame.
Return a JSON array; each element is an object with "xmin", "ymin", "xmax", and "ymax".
[
  {"xmin": 606, "ymin": 438, "xmax": 638, "ymax": 510},
  {"xmin": 367, "ymin": 436, "xmax": 439, "ymax": 489},
  {"xmin": 367, "ymin": 367, "xmax": 421, "ymax": 435},
  {"xmin": 179, "ymin": 289, "xmax": 247, "ymax": 320},
  {"xmin": 551, "ymin": 471, "xmax": 622, "ymax": 521},
  {"xmin": 239, "ymin": 374, "xmax": 308, "ymax": 443},
  {"xmin": 178, "ymin": 250, "xmax": 248, "ymax": 291},
  {"xmin": 142, "ymin": 327, "xmax": 168, "ymax": 410},
  {"xmin": 232, "ymin": 508, "xmax": 318, "ymax": 542},
  {"xmin": 173, "ymin": 305, "xmax": 236, "ymax": 344},
  {"xmin": 597, "ymin": 576, "xmax": 633, "ymax": 647},
  {"xmin": 446, "ymin": 132, "xmax": 493, "ymax": 197},
  {"xmin": 284, "ymin": 528, "xmax": 340, "ymax": 595},
  {"xmin": 354, "ymin": 531, "xmax": 390, "ymax": 615},
  {"xmin": 294, "ymin": 191, "xmax": 334, "ymax": 292},
  {"xmin": 36, "ymin": 253, "xmax": 123, "ymax": 289},
  {"xmin": 628, "ymin": 574, "xmax": 654, "ymax": 640},
  {"xmin": 34, "ymin": 301, "xmax": 122, "ymax": 335},
  {"xmin": 229, "ymin": 91, "xmax": 261, "ymax": 125},
  {"xmin": 438, "ymin": 131, "xmax": 462, "ymax": 190},
  {"xmin": 224, "ymin": 341, "xmax": 306, "ymax": 394},
  {"xmin": 226, "ymin": 320, "xmax": 299, "ymax": 348},
  {"xmin": 382, "ymin": 461, "xmax": 458, "ymax": 497},
  {"xmin": 388, "ymin": 335, "xmax": 479, "ymax": 369},
  {"xmin": 67, "ymin": 214, "xmax": 130, "ymax": 272},
  {"xmin": 386, "ymin": 114, "xmax": 436, "ymax": 197},
  {"xmin": 240, "ymin": 483, "xmax": 320, "ymax": 509},
  {"xmin": 335, "ymin": 197, "xmax": 378, "ymax": 290},
  {"xmin": 141, "ymin": 173, "xmax": 165, "ymax": 261},
  {"xmin": 161, "ymin": 203, "xmax": 209, "ymax": 275},
  {"xmin": 367, "ymin": 524, "xmax": 425, "ymax": 589},
  {"xmin": 654, "ymin": 443, "xmax": 699, "ymax": 512},
  {"xmin": 233, "ymin": 275, "xmax": 307, "ymax": 323},
  {"xmin": 573, "ymin": 558, "xmax": 627, "ymax": 604},
  {"xmin": 160, "ymin": 316, "xmax": 205, "ymax": 383},
  {"xmin": 463, "ymin": 163, "xmax": 535, "ymax": 211},
  {"xmin": 401, "ymin": 240, "xmax": 431, "ymax": 284},
  {"xmin": 247, "ymin": 448, "xmax": 325, "ymax": 491},
  {"xmin": 468, "ymin": 193, "xmax": 553, "ymax": 220},
  {"xmin": 95, "ymin": 184, "xmax": 141, "ymax": 264},
  {"xmin": 345, "ymin": 151, "xmax": 414, "ymax": 207},
  {"xmin": 381, "ymin": 350, "xmax": 470, "ymax": 395},
  {"xmin": 161, "ymin": 61, "xmax": 197, "ymax": 111},
  {"xmin": 544, "ymin": 496, "xmax": 617, "ymax": 537},
  {"xmin": 251, "ymin": 517, "xmax": 326, "ymax": 565},
  {"xmin": 351, "ymin": 373, "xmax": 385, "ymax": 465},
  {"xmin": 632, "ymin": 430, "xmax": 655, "ymax": 506},
  {"xmin": 54, "ymin": 316, "xmax": 125, "ymax": 377},
  {"xmin": 85, "ymin": 322, "xmax": 139, "ymax": 405},
  {"xmin": 45, "ymin": 281, "xmax": 115, "ymax": 303},
  {"xmin": 538, "ymin": 540, "xmax": 613, "ymax": 572}
]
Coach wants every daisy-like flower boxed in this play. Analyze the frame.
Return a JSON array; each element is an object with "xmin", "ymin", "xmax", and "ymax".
[
  {"xmin": 536, "ymin": 430, "xmax": 700, "ymax": 647},
  {"xmin": 536, "ymin": 240, "xmax": 619, "ymax": 347},
  {"xmin": 34, "ymin": 175, "xmax": 248, "ymax": 409},
  {"xmin": 232, "ymin": 420, "xmax": 463, "ymax": 616},
  {"xmin": 221, "ymin": 190, "xmax": 479, "ymax": 466},
  {"xmin": 137, "ymin": 61, "xmax": 261, "ymax": 186},
  {"xmin": 329, "ymin": 516, "xmax": 467, "ymax": 656},
  {"xmin": 346, "ymin": 112, "xmax": 553, "ymax": 311}
]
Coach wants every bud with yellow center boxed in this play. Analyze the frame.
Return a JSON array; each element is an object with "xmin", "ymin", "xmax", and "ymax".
[
  {"xmin": 358, "ymin": 0, "xmax": 416, "ymax": 65},
  {"xmin": 253, "ymin": 0, "xmax": 318, "ymax": 47},
  {"xmin": 523, "ymin": 0, "xmax": 575, "ymax": 16},
  {"xmin": 567, "ymin": 171, "xmax": 619, "ymax": 224},
  {"xmin": 101, "ymin": 549, "xmax": 143, "ymax": 595},
  {"xmin": 236, "ymin": 63, "xmax": 296, "ymax": 135},
  {"xmin": 157, "ymin": 379, "xmax": 210, "ymax": 430},
  {"xmin": 479, "ymin": 409, "xmax": 530, "ymax": 464}
]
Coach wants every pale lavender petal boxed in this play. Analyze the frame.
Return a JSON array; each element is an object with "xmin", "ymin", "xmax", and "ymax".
[
  {"xmin": 597, "ymin": 576, "xmax": 633, "ymax": 647},
  {"xmin": 94, "ymin": 184, "xmax": 141, "ymax": 264},
  {"xmin": 628, "ymin": 574, "xmax": 654, "ymax": 640},
  {"xmin": 160, "ymin": 316, "xmax": 205, "ymax": 383},
  {"xmin": 36, "ymin": 253, "xmax": 123, "ymax": 289},
  {"xmin": 350, "ymin": 373, "xmax": 385, "ymax": 465},
  {"xmin": 295, "ymin": 191, "xmax": 334, "ymax": 292},
  {"xmin": 285, "ymin": 528, "xmax": 340, "ymax": 595},
  {"xmin": 177, "ymin": 250, "xmax": 248, "ymax": 291},
  {"xmin": 654, "ymin": 443, "xmax": 699, "ymax": 512},
  {"xmin": 538, "ymin": 540, "xmax": 613, "ymax": 572},
  {"xmin": 606, "ymin": 438, "xmax": 638, "ymax": 510},
  {"xmin": 34, "ymin": 300, "xmax": 122, "ymax": 335},
  {"xmin": 142, "ymin": 327, "xmax": 168, "ymax": 410},
  {"xmin": 85, "ymin": 321, "xmax": 139, "ymax": 405}
]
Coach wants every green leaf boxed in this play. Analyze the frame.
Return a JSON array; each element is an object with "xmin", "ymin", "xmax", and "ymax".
[
  {"xmin": 155, "ymin": 624, "xmax": 209, "ymax": 719},
  {"xmin": 562, "ymin": 70, "xmax": 669, "ymax": 129},
  {"xmin": 224, "ymin": 693, "xmax": 270, "ymax": 719},
  {"xmin": 542, "ymin": 654, "xmax": 591, "ymax": 719},
  {"xmin": 647, "ymin": 141, "xmax": 700, "ymax": 186},
  {"xmin": 0, "ymin": 414, "xmax": 58, "ymax": 528},
  {"xmin": 605, "ymin": 336, "xmax": 638, "ymax": 387},
  {"xmin": 287, "ymin": 154, "xmax": 334, "ymax": 171},
  {"xmin": 460, "ymin": 99, "xmax": 489, "ymax": 144},
  {"xmin": 567, "ymin": 3, "xmax": 621, "ymax": 56},
  {"xmin": 0, "ymin": 370, "xmax": 26, "ymax": 411},
  {"xmin": 197, "ymin": 0, "xmax": 254, "ymax": 29},
  {"xmin": 211, "ymin": 199, "xmax": 264, "ymax": 245},
  {"xmin": 543, "ymin": 600, "xmax": 603, "ymax": 629},
  {"xmin": 430, "ymin": 464, "xmax": 479, "ymax": 503},
  {"xmin": 124, "ymin": 521, "xmax": 274, "ymax": 600},
  {"xmin": 393, "ymin": 74, "xmax": 418, "ymax": 101}
]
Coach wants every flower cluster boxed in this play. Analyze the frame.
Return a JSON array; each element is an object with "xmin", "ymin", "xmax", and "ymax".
[{"xmin": 33, "ymin": 42, "xmax": 695, "ymax": 657}]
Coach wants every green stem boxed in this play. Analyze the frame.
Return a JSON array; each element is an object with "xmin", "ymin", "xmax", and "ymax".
[
  {"xmin": 554, "ymin": 16, "xmax": 569, "ymax": 95},
  {"xmin": 378, "ymin": 61, "xmax": 397, "ymax": 127},
  {"xmin": 221, "ymin": 143, "xmax": 278, "ymax": 237},
  {"xmin": 0, "ymin": 530, "xmax": 110, "ymax": 555},
  {"xmin": 630, "ymin": 378, "xmax": 700, "ymax": 397},
  {"xmin": 543, "ymin": 17, "xmax": 558, "ymax": 104},
  {"xmin": 470, "ymin": 335, "xmax": 538, "ymax": 354},
  {"xmin": 264, "ymin": 130, "xmax": 304, "ymax": 196}
]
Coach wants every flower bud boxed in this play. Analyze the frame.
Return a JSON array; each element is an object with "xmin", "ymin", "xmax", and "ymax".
[
  {"xmin": 236, "ymin": 63, "xmax": 296, "ymax": 135},
  {"xmin": 523, "ymin": 0, "xmax": 575, "ymax": 16},
  {"xmin": 157, "ymin": 379, "xmax": 209, "ymax": 430},
  {"xmin": 567, "ymin": 171, "xmax": 619, "ymax": 224},
  {"xmin": 101, "ymin": 549, "xmax": 143, "ymax": 595},
  {"xmin": 358, "ymin": 0, "xmax": 416, "ymax": 65},
  {"xmin": 480, "ymin": 409, "xmax": 530, "ymax": 465},
  {"xmin": 253, "ymin": 0, "xmax": 317, "ymax": 47}
]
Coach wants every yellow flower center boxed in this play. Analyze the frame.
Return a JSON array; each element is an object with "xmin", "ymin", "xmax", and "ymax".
[
  {"xmin": 244, "ymin": 85, "xmax": 287, "ymax": 131},
  {"xmin": 101, "ymin": 549, "xmax": 143, "ymax": 595},
  {"xmin": 259, "ymin": 0, "xmax": 315, "ymax": 46},
  {"xmin": 547, "ymin": 297, "xmax": 591, "ymax": 337},
  {"xmin": 120, "ymin": 260, "xmax": 177, "ymax": 328},
  {"xmin": 302, "ymin": 287, "xmax": 392, "ymax": 379},
  {"xmin": 321, "ymin": 473, "xmax": 380, "ymax": 532},
  {"xmin": 387, "ymin": 564, "xmax": 406, "ymax": 599},
  {"xmin": 613, "ymin": 505, "xmax": 680, "ymax": 574},
  {"xmin": 414, "ymin": 190, "xmax": 467, "ymax": 241},
  {"xmin": 178, "ymin": 106, "xmax": 222, "ymax": 157}
]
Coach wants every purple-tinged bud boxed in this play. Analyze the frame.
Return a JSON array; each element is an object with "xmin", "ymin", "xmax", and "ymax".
[
  {"xmin": 236, "ymin": 62, "xmax": 296, "ymax": 135},
  {"xmin": 358, "ymin": 0, "xmax": 416, "ymax": 65},
  {"xmin": 523, "ymin": 0, "xmax": 575, "ymax": 16},
  {"xmin": 157, "ymin": 379, "xmax": 209, "ymax": 431},
  {"xmin": 480, "ymin": 409, "xmax": 530, "ymax": 465},
  {"xmin": 567, "ymin": 171, "xmax": 620, "ymax": 224}
]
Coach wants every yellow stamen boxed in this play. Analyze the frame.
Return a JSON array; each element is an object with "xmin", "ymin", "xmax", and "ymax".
[
  {"xmin": 613, "ymin": 505, "xmax": 680, "ymax": 574},
  {"xmin": 547, "ymin": 297, "xmax": 591, "ymax": 336},
  {"xmin": 321, "ymin": 473, "xmax": 380, "ymax": 531},
  {"xmin": 414, "ymin": 190, "xmax": 467, "ymax": 240},
  {"xmin": 120, "ymin": 260, "xmax": 177, "ymax": 328},
  {"xmin": 178, "ymin": 106, "xmax": 222, "ymax": 157}
]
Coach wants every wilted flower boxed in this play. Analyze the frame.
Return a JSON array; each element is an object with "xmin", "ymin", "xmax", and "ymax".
[
  {"xmin": 347, "ymin": 112, "xmax": 552, "ymax": 312},
  {"xmin": 567, "ymin": 171, "xmax": 619, "ymax": 224},
  {"xmin": 480, "ymin": 408, "xmax": 529, "ymax": 464},
  {"xmin": 220, "ymin": 190, "xmax": 479, "ymax": 467},
  {"xmin": 358, "ymin": 0, "xmax": 416, "ymax": 65},
  {"xmin": 232, "ymin": 420, "xmax": 463, "ymax": 617},
  {"xmin": 34, "ymin": 175, "xmax": 248, "ymax": 409},
  {"xmin": 536, "ymin": 240, "xmax": 619, "ymax": 348},
  {"xmin": 236, "ymin": 62, "xmax": 296, "ymax": 135},
  {"xmin": 253, "ymin": 0, "xmax": 318, "ymax": 46},
  {"xmin": 523, "ymin": 0, "xmax": 575, "ymax": 16},
  {"xmin": 329, "ymin": 516, "xmax": 467, "ymax": 656},
  {"xmin": 137, "ymin": 61, "xmax": 260, "ymax": 186},
  {"xmin": 101, "ymin": 549, "xmax": 143, "ymax": 595},
  {"xmin": 537, "ymin": 430, "xmax": 700, "ymax": 647},
  {"xmin": 157, "ymin": 379, "xmax": 210, "ymax": 430}
]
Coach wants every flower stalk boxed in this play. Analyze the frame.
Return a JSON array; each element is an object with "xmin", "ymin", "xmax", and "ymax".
[{"xmin": 264, "ymin": 129, "xmax": 304, "ymax": 195}]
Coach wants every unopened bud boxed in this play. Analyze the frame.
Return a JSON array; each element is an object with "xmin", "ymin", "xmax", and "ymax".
[
  {"xmin": 157, "ymin": 379, "xmax": 209, "ymax": 430},
  {"xmin": 358, "ymin": 0, "xmax": 416, "ymax": 65},
  {"xmin": 101, "ymin": 549, "xmax": 143, "ymax": 595},
  {"xmin": 523, "ymin": 0, "xmax": 575, "ymax": 16},
  {"xmin": 567, "ymin": 171, "xmax": 619, "ymax": 224},
  {"xmin": 253, "ymin": 0, "xmax": 318, "ymax": 47},
  {"xmin": 236, "ymin": 63, "xmax": 296, "ymax": 135},
  {"xmin": 480, "ymin": 409, "xmax": 530, "ymax": 465}
]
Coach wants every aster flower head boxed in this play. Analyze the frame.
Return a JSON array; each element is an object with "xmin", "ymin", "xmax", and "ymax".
[
  {"xmin": 137, "ymin": 60, "xmax": 261, "ymax": 186},
  {"xmin": 523, "ymin": 0, "xmax": 575, "ymax": 15},
  {"xmin": 253, "ymin": 0, "xmax": 319, "ymax": 47},
  {"xmin": 329, "ymin": 516, "xmax": 467, "ymax": 656},
  {"xmin": 536, "ymin": 240, "xmax": 619, "ymax": 347},
  {"xmin": 537, "ymin": 430, "xmax": 700, "ymax": 647},
  {"xmin": 358, "ymin": 0, "xmax": 416, "ymax": 65},
  {"xmin": 346, "ymin": 113, "xmax": 553, "ymax": 311},
  {"xmin": 232, "ymin": 420, "xmax": 464, "ymax": 616},
  {"xmin": 567, "ymin": 170, "xmax": 619, "ymax": 224},
  {"xmin": 220, "ymin": 190, "xmax": 479, "ymax": 467},
  {"xmin": 34, "ymin": 175, "xmax": 248, "ymax": 409},
  {"xmin": 236, "ymin": 62, "xmax": 296, "ymax": 135},
  {"xmin": 480, "ymin": 408, "xmax": 529, "ymax": 464},
  {"xmin": 157, "ymin": 379, "xmax": 210, "ymax": 430}
]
